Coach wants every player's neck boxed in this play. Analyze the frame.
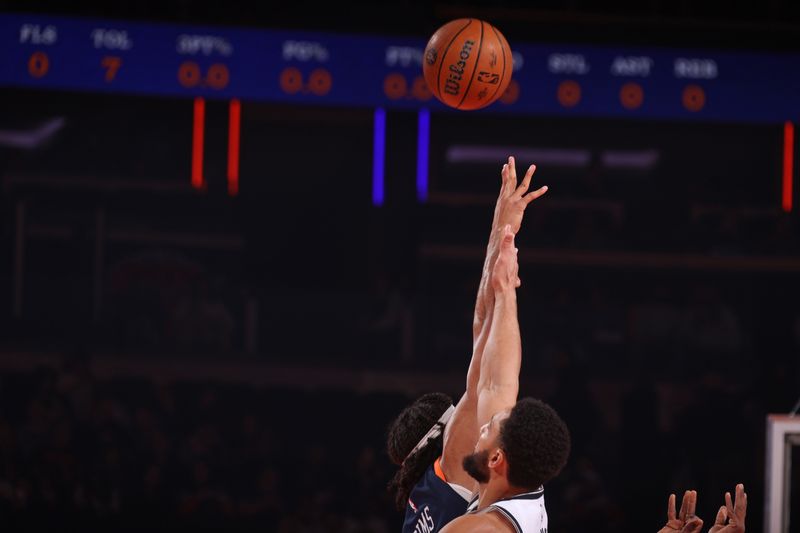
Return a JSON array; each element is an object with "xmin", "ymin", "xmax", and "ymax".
[{"xmin": 476, "ymin": 478, "xmax": 527, "ymax": 510}]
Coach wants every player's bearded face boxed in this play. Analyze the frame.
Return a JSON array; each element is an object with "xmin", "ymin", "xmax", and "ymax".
[{"xmin": 462, "ymin": 449, "xmax": 491, "ymax": 483}]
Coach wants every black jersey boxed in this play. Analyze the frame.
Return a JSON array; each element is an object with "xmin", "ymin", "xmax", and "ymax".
[{"xmin": 402, "ymin": 458, "xmax": 471, "ymax": 533}]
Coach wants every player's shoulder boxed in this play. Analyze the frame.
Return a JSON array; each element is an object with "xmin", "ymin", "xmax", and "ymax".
[
  {"xmin": 422, "ymin": 458, "xmax": 473, "ymax": 502},
  {"xmin": 439, "ymin": 510, "xmax": 514, "ymax": 533}
]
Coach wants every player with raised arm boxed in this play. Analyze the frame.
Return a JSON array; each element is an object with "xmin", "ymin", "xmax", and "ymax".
[
  {"xmin": 439, "ymin": 226, "xmax": 571, "ymax": 533},
  {"xmin": 386, "ymin": 157, "xmax": 547, "ymax": 533}
]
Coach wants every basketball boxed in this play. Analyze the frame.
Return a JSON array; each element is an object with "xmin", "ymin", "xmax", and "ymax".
[{"xmin": 423, "ymin": 19, "xmax": 513, "ymax": 110}]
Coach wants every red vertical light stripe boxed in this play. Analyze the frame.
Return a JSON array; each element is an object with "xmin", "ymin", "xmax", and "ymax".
[
  {"xmin": 192, "ymin": 97, "xmax": 205, "ymax": 189},
  {"xmin": 228, "ymin": 99, "xmax": 241, "ymax": 196},
  {"xmin": 784, "ymin": 121, "xmax": 794, "ymax": 213}
]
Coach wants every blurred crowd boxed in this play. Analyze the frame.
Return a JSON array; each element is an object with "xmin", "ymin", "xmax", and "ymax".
[
  {"xmin": 0, "ymin": 342, "xmax": 792, "ymax": 531},
  {"xmin": 0, "ymin": 361, "xmax": 401, "ymax": 532}
]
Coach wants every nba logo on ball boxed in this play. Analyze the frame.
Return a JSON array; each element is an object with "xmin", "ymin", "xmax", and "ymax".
[{"xmin": 423, "ymin": 19, "xmax": 512, "ymax": 110}]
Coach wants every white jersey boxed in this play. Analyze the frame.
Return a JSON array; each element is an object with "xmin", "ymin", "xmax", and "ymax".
[{"xmin": 467, "ymin": 487, "xmax": 547, "ymax": 533}]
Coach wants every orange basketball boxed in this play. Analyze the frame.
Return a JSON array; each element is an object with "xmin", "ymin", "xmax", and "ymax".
[{"xmin": 423, "ymin": 19, "xmax": 513, "ymax": 110}]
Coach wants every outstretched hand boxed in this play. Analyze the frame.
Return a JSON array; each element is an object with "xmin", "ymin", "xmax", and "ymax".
[
  {"xmin": 709, "ymin": 484, "xmax": 747, "ymax": 533},
  {"xmin": 491, "ymin": 155, "xmax": 548, "ymax": 236},
  {"xmin": 475, "ymin": 156, "xmax": 546, "ymax": 331},
  {"xmin": 657, "ymin": 490, "xmax": 703, "ymax": 533}
]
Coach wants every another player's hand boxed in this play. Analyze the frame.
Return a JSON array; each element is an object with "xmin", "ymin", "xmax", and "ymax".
[
  {"xmin": 709, "ymin": 484, "xmax": 747, "ymax": 533},
  {"xmin": 491, "ymin": 155, "xmax": 547, "ymax": 237},
  {"xmin": 491, "ymin": 225, "xmax": 520, "ymax": 292},
  {"xmin": 657, "ymin": 490, "xmax": 704, "ymax": 533}
]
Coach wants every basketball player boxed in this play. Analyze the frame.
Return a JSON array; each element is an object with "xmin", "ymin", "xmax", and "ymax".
[
  {"xmin": 439, "ymin": 390, "xmax": 570, "ymax": 533},
  {"xmin": 387, "ymin": 157, "xmax": 547, "ymax": 533},
  {"xmin": 435, "ymin": 221, "xmax": 570, "ymax": 533}
]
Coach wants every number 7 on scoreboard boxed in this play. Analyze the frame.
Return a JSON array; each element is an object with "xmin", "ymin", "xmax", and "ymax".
[{"xmin": 101, "ymin": 56, "xmax": 122, "ymax": 82}]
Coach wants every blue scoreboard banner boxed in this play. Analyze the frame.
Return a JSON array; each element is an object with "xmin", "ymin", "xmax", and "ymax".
[{"xmin": 1, "ymin": 13, "xmax": 799, "ymax": 123}]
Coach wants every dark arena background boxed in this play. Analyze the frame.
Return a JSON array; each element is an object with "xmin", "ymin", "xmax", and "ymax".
[{"xmin": 1, "ymin": 0, "xmax": 800, "ymax": 531}]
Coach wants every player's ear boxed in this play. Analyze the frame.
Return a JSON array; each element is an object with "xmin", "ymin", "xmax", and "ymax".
[{"xmin": 488, "ymin": 447, "xmax": 505, "ymax": 469}]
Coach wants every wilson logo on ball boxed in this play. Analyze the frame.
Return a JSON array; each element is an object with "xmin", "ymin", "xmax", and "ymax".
[{"xmin": 444, "ymin": 40, "xmax": 475, "ymax": 96}]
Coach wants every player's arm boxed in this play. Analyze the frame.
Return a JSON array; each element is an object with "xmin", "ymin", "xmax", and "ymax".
[
  {"xmin": 439, "ymin": 511, "xmax": 515, "ymax": 533},
  {"xmin": 440, "ymin": 315, "xmax": 492, "ymax": 490},
  {"xmin": 440, "ymin": 159, "xmax": 546, "ymax": 487},
  {"xmin": 477, "ymin": 225, "xmax": 522, "ymax": 427},
  {"xmin": 473, "ymin": 157, "xmax": 545, "ymax": 346},
  {"xmin": 474, "ymin": 159, "xmax": 542, "ymax": 419}
]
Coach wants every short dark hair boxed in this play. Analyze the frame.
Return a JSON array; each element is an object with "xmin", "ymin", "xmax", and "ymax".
[
  {"xmin": 386, "ymin": 392, "xmax": 453, "ymax": 510},
  {"xmin": 499, "ymin": 397, "xmax": 570, "ymax": 490}
]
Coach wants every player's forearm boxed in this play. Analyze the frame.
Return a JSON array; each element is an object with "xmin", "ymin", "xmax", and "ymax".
[
  {"xmin": 473, "ymin": 227, "xmax": 504, "ymax": 342},
  {"xmin": 480, "ymin": 290, "xmax": 521, "ymax": 388},
  {"xmin": 466, "ymin": 308, "xmax": 493, "ymax": 400},
  {"xmin": 476, "ymin": 289, "xmax": 521, "ymax": 421}
]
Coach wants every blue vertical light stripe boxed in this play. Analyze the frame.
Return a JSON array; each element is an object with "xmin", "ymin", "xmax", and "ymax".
[
  {"xmin": 416, "ymin": 107, "xmax": 430, "ymax": 203},
  {"xmin": 372, "ymin": 107, "xmax": 386, "ymax": 206}
]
